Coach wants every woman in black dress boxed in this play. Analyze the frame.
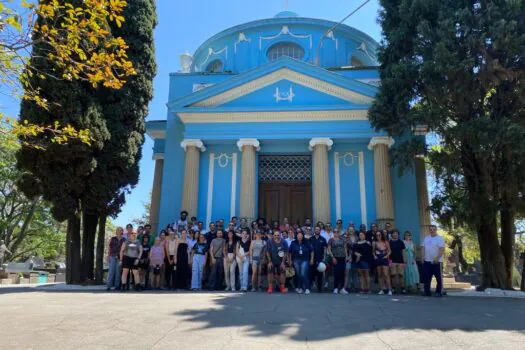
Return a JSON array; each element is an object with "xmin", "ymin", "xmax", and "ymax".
[{"xmin": 174, "ymin": 229, "xmax": 189, "ymax": 290}]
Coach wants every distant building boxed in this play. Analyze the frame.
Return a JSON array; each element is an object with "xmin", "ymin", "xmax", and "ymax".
[{"xmin": 146, "ymin": 12, "xmax": 431, "ymax": 242}]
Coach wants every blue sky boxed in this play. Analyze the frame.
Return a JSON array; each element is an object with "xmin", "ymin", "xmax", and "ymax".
[
  {"xmin": 1, "ymin": 0, "xmax": 382, "ymax": 227},
  {"xmin": 113, "ymin": 0, "xmax": 382, "ymax": 227}
]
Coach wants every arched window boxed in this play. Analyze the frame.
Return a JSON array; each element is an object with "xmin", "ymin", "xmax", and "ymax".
[
  {"xmin": 267, "ymin": 42, "xmax": 305, "ymax": 61},
  {"xmin": 350, "ymin": 56, "xmax": 364, "ymax": 67},
  {"xmin": 206, "ymin": 59, "xmax": 223, "ymax": 73}
]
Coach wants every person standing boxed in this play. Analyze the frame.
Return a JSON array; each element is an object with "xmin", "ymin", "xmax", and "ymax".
[
  {"xmin": 421, "ymin": 225, "xmax": 445, "ymax": 297},
  {"xmin": 174, "ymin": 230, "xmax": 189, "ymax": 290},
  {"xmin": 236, "ymin": 230, "xmax": 251, "ymax": 292},
  {"xmin": 288, "ymin": 230, "xmax": 314, "ymax": 294},
  {"xmin": 389, "ymin": 229, "xmax": 407, "ymax": 294},
  {"xmin": 224, "ymin": 231, "xmax": 237, "ymax": 291},
  {"xmin": 249, "ymin": 230, "xmax": 266, "ymax": 292},
  {"xmin": 175, "ymin": 211, "xmax": 189, "ymax": 233},
  {"xmin": 403, "ymin": 231, "xmax": 420, "ymax": 292},
  {"xmin": 266, "ymin": 231, "xmax": 289, "ymax": 293},
  {"xmin": 191, "ymin": 234, "xmax": 208, "ymax": 291},
  {"xmin": 208, "ymin": 230, "xmax": 225, "ymax": 290},
  {"xmin": 373, "ymin": 231, "xmax": 392, "ymax": 295},
  {"xmin": 309, "ymin": 226, "xmax": 328, "ymax": 292},
  {"xmin": 344, "ymin": 227, "xmax": 359, "ymax": 292},
  {"xmin": 354, "ymin": 231, "xmax": 373, "ymax": 293},
  {"xmin": 119, "ymin": 231, "xmax": 143, "ymax": 292},
  {"xmin": 164, "ymin": 231, "xmax": 177, "ymax": 289},
  {"xmin": 149, "ymin": 237, "xmax": 165, "ymax": 290},
  {"xmin": 138, "ymin": 235, "xmax": 151, "ymax": 290},
  {"xmin": 328, "ymin": 229, "xmax": 348, "ymax": 294},
  {"xmin": 106, "ymin": 227, "xmax": 125, "ymax": 291}
]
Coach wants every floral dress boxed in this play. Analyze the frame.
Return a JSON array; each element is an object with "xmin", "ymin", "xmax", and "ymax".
[{"xmin": 403, "ymin": 241, "xmax": 420, "ymax": 288}]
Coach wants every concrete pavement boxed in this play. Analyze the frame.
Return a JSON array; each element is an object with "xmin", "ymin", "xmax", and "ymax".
[{"xmin": 0, "ymin": 288, "xmax": 523, "ymax": 349}]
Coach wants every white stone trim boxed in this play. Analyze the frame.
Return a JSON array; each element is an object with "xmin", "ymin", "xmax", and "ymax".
[
  {"xmin": 236, "ymin": 138, "xmax": 261, "ymax": 152},
  {"xmin": 334, "ymin": 152, "xmax": 341, "ymax": 221},
  {"xmin": 206, "ymin": 153, "xmax": 215, "ymax": 230},
  {"xmin": 181, "ymin": 139, "xmax": 206, "ymax": 152},
  {"xmin": 230, "ymin": 153, "xmax": 237, "ymax": 218},
  {"xmin": 152, "ymin": 153, "xmax": 164, "ymax": 160},
  {"xmin": 309, "ymin": 137, "xmax": 333, "ymax": 151},
  {"xmin": 259, "ymin": 26, "xmax": 313, "ymax": 49},
  {"xmin": 358, "ymin": 151, "xmax": 367, "ymax": 225},
  {"xmin": 191, "ymin": 68, "xmax": 374, "ymax": 107},
  {"xmin": 198, "ymin": 46, "xmax": 228, "ymax": 71},
  {"xmin": 148, "ymin": 129, "xmax": 165, "ymax": 139},
  {"xmin": 367, "ymin": 136, "xmax": 394, "ymax": 150},
  {"xmin": 179, "ymin": 110, "xmax": 368, "ymax": 124},
  {"xmin": 234, "ymin": 32, "xmax": 251, "ymax": 54}
]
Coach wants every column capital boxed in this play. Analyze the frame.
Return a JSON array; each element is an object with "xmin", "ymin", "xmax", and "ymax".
[
  {"xmin": 309, "ymin": 137, "xmax": 333, "ymax": 151},
  {"xmin": 368, "ymin": 136, "xmax": 394, "ymax": 150},
  {"xmin": 181, "ymin": 139, "xmax": 206, "ymax": 152},
  {"xmin": 237, "ymin": 138, "xmax": 260, "ymax": 152},
  {"xmin": 152, "ymin": 153, "xmax": 164, "ymax": 161}
]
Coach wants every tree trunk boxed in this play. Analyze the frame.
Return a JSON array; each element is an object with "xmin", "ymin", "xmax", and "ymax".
[
  {"xmin": 521, "ymin": 252, "xmax": 525, "ymax": 292},
  {"xmin": 477, "ymin": 213, "xmax": 507, "ymax": 289},
  {"xmin": 95, "ymin": 215, "xmax": 107, "ymax": 284},
  {"xmin": 500, "ymin": 207, "xmax": 514, "ymax": 289},
  {"xmin": 81, "ymin": 211, "xmax": 98, "ymax": 281},
  {"xmin": 66, "ymin": 213, "xmax": 82, "ymax": 284}
]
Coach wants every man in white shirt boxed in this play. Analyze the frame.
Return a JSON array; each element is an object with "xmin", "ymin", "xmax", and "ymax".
[{"xmin": 420, "ymin": 225, "xmax": 445, "ymax": 297}]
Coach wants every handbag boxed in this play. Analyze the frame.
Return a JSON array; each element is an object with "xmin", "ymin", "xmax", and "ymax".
[{"xmin": 285, "ymin": 266, "xmax": 295, "ymax": 278}]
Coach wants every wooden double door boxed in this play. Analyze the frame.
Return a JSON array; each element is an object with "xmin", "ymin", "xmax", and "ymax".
[{"xmin": 258, "ymin": 182, "xmax": 312, "ymax": 226}]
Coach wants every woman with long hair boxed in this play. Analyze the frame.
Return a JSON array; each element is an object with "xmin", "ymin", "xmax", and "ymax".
[
  {"xmin": 354, "ymin": 231, "xmax": 373, "ymax": 293},
  {"xmin": 249, "ymin": 229, "xmax": 266, "ymax": 292},
  {"xmin": 139, "ymin": 234, "xmax": 151, "ymax": 290},
  {"xmin": 288, "ymin": 230, "xmax": 314, "ymax": 294},
  {"xmin": 328, "ymin": 228, "xmax": 348, "ymax": 294},
  {"xmin": 223, "ymin": 230, "xmax": 237, "ymax": 291},
  {"xmin": 174, "ymin": 229, "xmax": 189, "ymax": 290},
  {"xmin": 191, "ymin": 233, "xmax": 208, "ymax": 291},
  {"xmin": 237, "ymin": 229, "xmax": 251, "ymax": 292},
  {"xmin": 119, "ymin": 231, "xmax": 143, "ymax": 292},
  {"xmin": 403, "ymin": 231, "xmax": 420, "ymax": 292},
  {"xmin": 373, "ymin": 231, "xmax": 392, "ymax": 295},
  {"xmin": 344, "ymin": 226, "xmax": 359, "ymax": 292}
]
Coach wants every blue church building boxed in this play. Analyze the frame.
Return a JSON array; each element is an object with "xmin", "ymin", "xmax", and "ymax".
[{"xmin": 146, "ymin": 12, "xmax": 431, "ymax": 244}]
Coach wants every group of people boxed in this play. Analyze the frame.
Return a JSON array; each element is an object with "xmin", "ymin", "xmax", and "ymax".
[{"xmin": 107, "ymin": 211, "xmax": 446, "ymax": 297}]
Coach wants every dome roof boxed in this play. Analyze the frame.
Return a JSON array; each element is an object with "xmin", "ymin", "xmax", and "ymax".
[{"xmin": 274, "ymin": 11, "xmax": 299, "ymax": 18}]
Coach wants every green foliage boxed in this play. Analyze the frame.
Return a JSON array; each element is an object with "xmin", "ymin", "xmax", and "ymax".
[
  {"xmin": 0, "ymin": 132, "xmax": 66, "ymax": 262},
  {"xmin": 370, "ymin": 0, "xmax": 525, "ymax": 288},
  {"xmin": 132, "ymin": 195, "xmax": 151, "ymax": 227}
]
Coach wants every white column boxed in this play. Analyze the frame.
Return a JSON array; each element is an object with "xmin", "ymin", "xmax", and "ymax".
[
  {"xmin": 180, "ymin": 139, "xmax": 206, "ymax": 218},
  {"xmin": 310, "ymin": 138, "xmax": 333, "ymax": 224},
  {"xmin": 368, "ymin": 137, "xmax": 395, "ymax": 228},
  {"xmin": 237, "ymin": 138, "xmax": 260, "ymax": 223},
  {"xmin": 149, "ymin": 155, "xmax": 164, "ymax": 235}
]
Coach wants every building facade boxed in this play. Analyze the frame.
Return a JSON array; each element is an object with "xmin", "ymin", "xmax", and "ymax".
[{"xmin": 146, "ymin": 11, "xmax": 431, "ymax": 244}]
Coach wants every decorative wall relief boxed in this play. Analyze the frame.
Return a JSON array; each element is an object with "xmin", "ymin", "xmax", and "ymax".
[
  {"xmin": 274, "ymin": 86, "xmax": 295, "ymax": 103},
  {"xmin": 259, "ymin": 26, "xmax": 313, "ymax": 49}
]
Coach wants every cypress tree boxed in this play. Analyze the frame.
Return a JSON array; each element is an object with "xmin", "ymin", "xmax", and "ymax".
[{"xmin": 370, "ymin": 0, "xmax": 525, "ymax": 288}]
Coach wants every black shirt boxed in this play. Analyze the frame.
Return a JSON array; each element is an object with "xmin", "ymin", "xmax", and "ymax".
[
  {"xmin": 354, "ymin": 241, "xmax": 373, "ymax": 264},
  {"xmin": 289, "ymin": 240, "xmax": 313, "ymax": 261},
  {"xmin": 205, "ymin": 231, "xmax": 217, "ymax": 246},
  {"xmin": 389, "ymin": 239, "xmax": 406, "ymax": 263},
  {"xmin": 310, "ymin": 235, "xmax": 328, "ymax": 262},
  {"xmin": 365, "ymin": 230, "xmax": 375, "ymax": 243}
]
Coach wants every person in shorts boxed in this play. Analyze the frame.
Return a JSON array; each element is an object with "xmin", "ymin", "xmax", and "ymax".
[
  {"xmin": 119, "ymin": 230, "xmax": 143, "ymax": 292},
  {"xmin": 389, "ymin": 229, "xmax": 407, "ymax": 294},
  {"xmin": 149, "ymin": 237, "xmax": 165, "ymax": 290},
  {"xmin": 249, "ymin": 230, "xmax": 266, "ymax": 292},
  {"xmin": 266, "ymin": 231, "xmax": 289, "ymax": 293},
  {"xmin": 354, "ymin": 231, "xmax": 373, "ymax": 293}
]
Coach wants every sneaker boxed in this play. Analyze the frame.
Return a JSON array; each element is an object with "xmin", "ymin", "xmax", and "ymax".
[
  {"xmin": 333, "ymin": 288, "xmax": 339, "ymax": 294},
  {"xmin": 224, "ymin": 287, "xmax": 230, "ymax": 292},
  {"xmin": 434, "ymin": 293, "xmax": 443, "ymax": 298},
  {"xmin": 297, "ymin": 288, "xmax": 303, "ymax": 294},
  {"xmin": 280, "ymin": 285, "xmax": 286, "ymax": 293},
  {"xmin": 106, "ymin": 287, "xmax": 111, "ymax": 291},
  {"xmin": 340, "ymin": 288, "xmax": 349, "ymax": 295},
  {"xmin": 401, "ymin": 289, "xmax": 407, "ymax": 294},
  {"xmin": 231, "ymin": 288, "xmax": 236, "ymax": 292},
  {"xmin": 304, "ymin": 289, "xmax": 311, "ymax": 295},
  {"xmin": 367, "ymin": 289, "xmax": 372, "ymax": 294},
  {"xmin": 267, "ymin": 286, "xmax": 273, "ymax": 293},
  {"xmin": 295, "ymin": 288, "xmax": 300, "ymax": 293},
  {"xmin": 378, "ymin": 290, "xmax": 385, "ymax": 295},
  {"xmin": 388, "ymin": 290, "xmax": 392, "ymax": 296}
]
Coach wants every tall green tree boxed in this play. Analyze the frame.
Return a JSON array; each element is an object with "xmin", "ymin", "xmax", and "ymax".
[
  {"xmin": 82, "ymin": 0, "xmax": 157, "ymax": 282},
  {"xmin": 370, "ymin": 0, "xmax": 525, "ymax": 288}
]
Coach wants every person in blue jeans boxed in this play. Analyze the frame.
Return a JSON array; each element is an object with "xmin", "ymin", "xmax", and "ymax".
[
  {"xmin": 420, "ymin": 225, "xmax": 445, "ymax": 297},
  {"xmin": 288, "ymin": 231, "xmax": 314, "ymax": 294},
  {"xmin": 191, "ymin": 234, "xmax": 209, "ymax": 291},
  {"xmin": 106, "ymin": 227, "xmax": 125, "ymax": 291}
]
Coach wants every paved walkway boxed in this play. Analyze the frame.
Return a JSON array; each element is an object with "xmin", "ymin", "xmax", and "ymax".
[{"xmin": 0, "ymin": 288, "xmax": 524, "ymax": 349}]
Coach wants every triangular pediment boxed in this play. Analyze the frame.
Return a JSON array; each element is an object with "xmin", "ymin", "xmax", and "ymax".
[
  {"xmin": 191, "ymin": 68, "xmax": 374, "ymax": 107},
  {"xmin": 168, "ymin": 57, "xmax": 377, "ymax": 111}
]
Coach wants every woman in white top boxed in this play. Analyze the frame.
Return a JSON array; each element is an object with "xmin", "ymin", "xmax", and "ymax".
[{"xmin": 164, "ymin": 230, "xmax": 177, "ymax": 289}]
